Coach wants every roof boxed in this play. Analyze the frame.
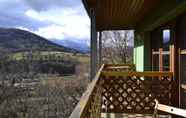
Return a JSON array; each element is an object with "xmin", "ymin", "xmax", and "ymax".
[{"xmin": 82, "ymin": 0, "xmax": 186, "ymax": 31}]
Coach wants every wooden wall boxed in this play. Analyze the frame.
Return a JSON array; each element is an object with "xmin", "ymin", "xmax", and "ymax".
[{"xmin": 175, "ymin": 13, "xmax": 186, "ymax": 108}]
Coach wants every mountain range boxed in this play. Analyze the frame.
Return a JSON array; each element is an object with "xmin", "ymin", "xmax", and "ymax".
[
  {"xmin": 0, "ymin": 28, "xmax": 133, "ymax": 55},
  {"xmin": 52, "ymin": 39, "xmax": 90, "ymax": 53},
  {"xmin": 0, "ymin": 28, "xmax": 79, "ymax": 53}
]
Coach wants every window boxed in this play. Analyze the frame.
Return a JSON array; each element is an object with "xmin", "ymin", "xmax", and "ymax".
[
  {"xmin": 163, "ymin": 30, "xmax": 171, "ymax": 51},
  {"xmin": 151, "ymin": 29, "xmax": 171, "ymax": 71}
]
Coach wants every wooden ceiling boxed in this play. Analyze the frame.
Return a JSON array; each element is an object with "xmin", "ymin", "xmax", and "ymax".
[{"xmin": 83, "ymin": 0, "xmax": 161, "ymax": 31}]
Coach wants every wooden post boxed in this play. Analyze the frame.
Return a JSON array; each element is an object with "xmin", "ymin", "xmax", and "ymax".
[
  {"xmin": 152, "ymin": 49, "xmax": 154, "ymax": 71},
  {"xmin": 99, "ymin": 31, "xmax": 102, "ymax": 68},
  {"xmin": 144, "ymin": 31, "xmax": 151, "ymax": 71},
  {"xmin": 178, "ymin": 48, "xmax": 181, "ymax": 108},
  {"xmin": 90, "ymin": 9, "xmax": 98, "ymax": 80},
  {"xmin": 159, "ymin": 48, "xmax": 163, "ymax": 72},
  {"xmin": 169, "ymin": 45, "xmax": 175, "ymax": 73}
]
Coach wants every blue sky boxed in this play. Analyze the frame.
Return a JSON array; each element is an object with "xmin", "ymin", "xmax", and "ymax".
[{"xmin": 0, "ymin": 0, "xmax": 90, "ymax": 42}]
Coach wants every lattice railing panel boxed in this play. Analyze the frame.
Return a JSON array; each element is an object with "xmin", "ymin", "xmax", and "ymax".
[
  {"xmin": 89, "ymin": 81, "xmax": 103, "ymax": 118},
  {"xmin": 70, "ymin": 65, "xmax": 174, "ymax": 118},
  {"xmin": 70, "ymin": 65, "xmax": 105, "ymax": 118},
  {"xmin": 100, "ymin": 72, "xmax": 173, "ymax": 114},
  {"xmin": 79, "ymin": 81, "xmax": 102, "ymax": 118}
]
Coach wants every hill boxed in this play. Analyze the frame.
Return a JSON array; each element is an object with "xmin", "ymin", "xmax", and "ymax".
[
  {"xmin": 0, "ymin": 28, "xmax": 77, "ymax": 53},
  {"xmin": 52, "ymin": 39, "xmax": 90, "ymax": 53}
]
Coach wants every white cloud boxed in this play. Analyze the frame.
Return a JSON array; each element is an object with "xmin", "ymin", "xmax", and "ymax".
[
  {"xmin": 25, "ymin": 6, "xmax": 90, "ymax": 40},
  {"xmin": 0, "ymin": 0, "xmax": 90, "ymax": 43},
  {"xmin": 17, "ymin": 26, "xmax": 30, "ymax": 31},
  {"xmin": 23, "ymin": 0, "xmax": 80, "ymax": 12},
  {"xmin": 35, "ymin": 25, "xmax": 65, "ymax": 39},
  {"xmin": 25, "ymin": 10, "xmax": 43, "ymax": 21}
]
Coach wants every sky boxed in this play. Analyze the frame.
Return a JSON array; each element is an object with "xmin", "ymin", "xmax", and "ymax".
[
  {"xmin": 0, "ymin": 0, "xmax": 90, "ymax": 42},
  {"xmin": 163, "ymin": 30, "xmax": 170, "ymax": 43}
]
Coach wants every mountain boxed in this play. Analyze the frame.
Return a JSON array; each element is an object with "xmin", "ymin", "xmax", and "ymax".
[
  {"xmin": 0, "ymin": 28, "xmax": 77, "ymax": 53},
  {"xmin": 52, "ymin": 39, "xmax": 90, "ymax": 53}
]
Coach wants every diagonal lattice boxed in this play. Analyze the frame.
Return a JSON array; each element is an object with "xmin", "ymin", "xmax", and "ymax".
[{"xmin": 101, "ymin": 74, "xmax": 173, "ymax": 114}]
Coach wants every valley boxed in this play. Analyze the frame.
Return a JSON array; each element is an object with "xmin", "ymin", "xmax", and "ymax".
[{"xmin": 0, "ymin": 28, "xmax": 90, "ymax": 118}]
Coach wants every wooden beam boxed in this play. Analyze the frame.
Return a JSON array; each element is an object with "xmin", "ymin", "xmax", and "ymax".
[
  {"xmin": 136, "ymin": 0, "xmax": 186, "ymax": 32},
  {"xmin": 82, "ymin": 0, "xmax": 91, "ymax": 17},
  {"xmin": 90, "ymin": 10, "xmax": 98, "ymax": 79},
  {"xmin": 152, "ymin": 49, "xmax": 154, "ymax": 71},
  {"xmin": 155, "ymin": 100, "xmax": 186, "ymax": 117},
  {"xmin": 101, "ymin": 71, "xmax": 173, "ymax": 78},
  {"xmin": 159, "ymin": 48, "xmax": 163, "ymax": 72},
  {"xmin": 98, "ymin": 31, "xmax": 102, "ymax": 67},
  {"xmin": 144, "ymin": 31, "xmax": 151, "ymax": 71}
]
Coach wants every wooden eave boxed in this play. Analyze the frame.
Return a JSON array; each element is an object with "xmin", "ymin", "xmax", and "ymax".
[
  {"xmin": 83, "ymin": 0, "xmax": 186, "ymax": 32},
  {"xmin": 83, "ymin": 0, "xmax": 160, "ymax": 31}
]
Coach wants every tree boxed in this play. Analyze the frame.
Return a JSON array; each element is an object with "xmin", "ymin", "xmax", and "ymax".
[{"xmin": 102, "ymin": 30, "xmax": 133, "ymax": 64}]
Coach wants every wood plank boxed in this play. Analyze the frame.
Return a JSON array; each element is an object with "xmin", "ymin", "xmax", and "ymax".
[
  {"xmin": 90, "ymin": 10, "xmax": 98, "ymax": 79},
  {"xmin": 84, "ymin": 0, "xmax": 160, "ymax": 31},
  {"xmin": 136, "ymin": 0, "xmax": 186, "ymax": 32},
  {"xmin": 70, "ymin": 65, "xmax": 105, "ymax": 118},
  {"xmin": 99, "ymin": 31, "xmax": 102, "ymax": 67},
  {"xmin": 180, "ymin": 49, "xmax": 186, "ymax": 55},
  {"xmin": 105, "ymin": 64, "xmax": 135, "ymax": 67},
  {"xmin": 101, "ymin": 71, "xmax": 173, "ymax": 78},
  {"xmin": 101, "ymin": 113, "xmax": 171, "ymax": 118},
  {"xmin": 152, "ymin": 51, "xmax": 170, "ymax": 55},
  {"xmin": 159, "ymin": 48, "xmax": 163, "ymax": 72},
  {"xmin": 155, "ymin": 102, "xmax": 186, "ymax": 117},
  {"xmin": 181, "ymin": 84, "xmax": 186, "ymax": 90}
]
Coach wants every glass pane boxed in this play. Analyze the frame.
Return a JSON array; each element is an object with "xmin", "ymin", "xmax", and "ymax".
[
  {"xmin": 163, "ymin": 30, "xmax": 170, "ymax": 51},
  {"xmin": 163, "ymin": 55, "xmax": 170, "ymax": 71}
]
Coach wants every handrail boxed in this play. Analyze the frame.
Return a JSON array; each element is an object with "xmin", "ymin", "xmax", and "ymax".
[
  {"xmin": 155, "ymin": 100, "xmax": 186, "ymax": 117},
  {"xmin": 105, "ymin": 64, "xmax": 135, "ymax": 67},
  {"xmin": 104, "ymin": 64, "xmax": 136, "ymax": 71},
  {"xmin": 69, "ymin": 64, "xmax": 105, "ymax": 118},
  {"xmin": 101, "ymin": 71, "xmax": 173, "ymax": 78}
]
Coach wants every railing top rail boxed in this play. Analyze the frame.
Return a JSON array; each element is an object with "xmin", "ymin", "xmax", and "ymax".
[
  {"xmin": 104, "ymin": 64, "xmax": 136, "ymax": 70},
  {"xmin": 104, "ymin": 64, "xmax": 135, "ymax": 68},
  {"xmin": 155, "ymin": 100, "xmax": 186, "ymax": 117},
  {"xmin": 101, "ymin": 71, "xmax": 173, "ymax": 78},
  {"xmin": 105, "ymin": 64, "xmax": 135, "ymax": 66},
  {"xmin": 69, "ymin": 64, "xmax": 105, "ymax": 118}
]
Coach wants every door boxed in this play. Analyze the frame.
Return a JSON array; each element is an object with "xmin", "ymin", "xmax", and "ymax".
[
  {"xmin": 151, "ymin": 29, "xmax": 173, "ymax": 72},
  {"xmin": 179, "ymin": 50, "xmax": 186, "ymax": 108}
]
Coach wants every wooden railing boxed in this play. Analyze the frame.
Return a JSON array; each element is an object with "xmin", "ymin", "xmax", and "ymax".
[
  {"xmin": 70, "ymin": 64, "xmax": 105, "ymax": 118},
  {"xmin": 101, "ymin": 71, "xmax": 173, "ymax": 114},
  {"xmin": 103, "ymin": 64, "xmax": 135, "ymax": 71},
  {"xmin": 70, "ymin": 64, "xmax": 174, "ymax": 118}
]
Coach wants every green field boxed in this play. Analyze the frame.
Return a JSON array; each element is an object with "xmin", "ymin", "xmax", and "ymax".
[{"xmin": 10, "ymin": 51, "xmax": 90, "ymax": 64}]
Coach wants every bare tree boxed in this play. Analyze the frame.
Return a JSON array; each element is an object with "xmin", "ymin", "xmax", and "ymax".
[
  {"xmin": 0, "ymin": 49, "xmax": 89, "ymax": 118},
  {"xmin": 102, "ymin": 30, "xmax": 133, "ymax": 64}
]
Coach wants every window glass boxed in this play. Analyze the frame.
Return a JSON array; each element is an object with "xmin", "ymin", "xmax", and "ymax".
[{"xmin": 163, "ymin": 30, "xmax": 170, "ymax": 50}]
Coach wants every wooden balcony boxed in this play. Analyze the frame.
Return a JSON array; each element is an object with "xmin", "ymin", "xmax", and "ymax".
[{"xmin": 70, "ymin": 64, "xmax": 176, "ymax": 118}]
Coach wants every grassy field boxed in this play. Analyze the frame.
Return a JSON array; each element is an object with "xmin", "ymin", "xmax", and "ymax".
[
  {"xmin": 5, "ymin": 51, "xmax": 90, "ymax": 81},
  {"xmin": 10, "ymin": 51, "xmax": 90, "ymax": 63}
]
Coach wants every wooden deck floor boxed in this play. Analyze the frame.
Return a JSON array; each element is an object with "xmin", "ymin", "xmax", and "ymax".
[{"xmin": 101, "ymin": 113, "xmax": 171, "ymax": 118}]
